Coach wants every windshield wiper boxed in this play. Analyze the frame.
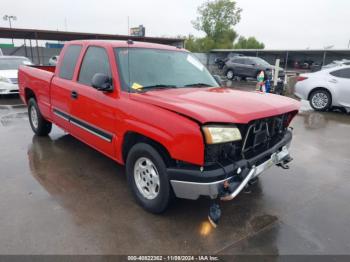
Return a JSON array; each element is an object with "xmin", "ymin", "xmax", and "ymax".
[
  {"xmin": 184, "ymin": 83, "xmax": 213, "ymax": 87},
  {"xmin": 135, "ymin": 84, "xmax": 178, "ymax": 91}
]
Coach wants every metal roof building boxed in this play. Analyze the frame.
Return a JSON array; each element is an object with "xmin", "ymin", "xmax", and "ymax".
[
  {"xmin": 0, "ymin": 27, "xmax": 184, "ymax": 45},
  {"xmin": 0, "ymin": 27, "xmax": 185, "ymax": 64},
  {"xmin": 210, "ymin": 48, "xmax": 350, "ymax": 70}
]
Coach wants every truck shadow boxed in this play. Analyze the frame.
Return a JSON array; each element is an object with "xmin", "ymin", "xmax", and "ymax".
[{"xmin": 27, "ymin": 134, "xmax": 278, "ymax": 254}]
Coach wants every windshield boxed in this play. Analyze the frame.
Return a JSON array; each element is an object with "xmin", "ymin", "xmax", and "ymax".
[
  {"xmin": 250, "ymin": 57, "xmax": 271, "ymax": 67},
  {"xmin": 115, "ymin": 48, "xmax": 218, "ymax": 91},
  {"xmin": 0, "ymin": 58, "xmax": 32, "ymax": 70}
]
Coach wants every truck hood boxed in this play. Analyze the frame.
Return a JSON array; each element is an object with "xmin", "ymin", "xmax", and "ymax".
[
  {"xmin": 130, "ymin": 87, "xmax": 300, "ymax": 124},
  {"xmin": 0, "ymin": 69, "xmax": 18, "ymax": 79}
]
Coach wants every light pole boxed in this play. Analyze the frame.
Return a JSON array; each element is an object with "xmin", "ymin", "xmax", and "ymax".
[{"xmin": 3, "ymin": 15, "xmax": 17, "ymax": 45}]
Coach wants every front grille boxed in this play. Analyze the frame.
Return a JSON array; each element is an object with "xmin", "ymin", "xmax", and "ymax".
[
  {"xmin": 10, "ymin": 78, "xmax": 18, "ymax": 84},
  {"xmin": 204, "ymin": 113, "xmax": 290, "ymax": 165},
  {"xmin": 240, "ymin": 114, "xmax": 289, "ymax": 157}
]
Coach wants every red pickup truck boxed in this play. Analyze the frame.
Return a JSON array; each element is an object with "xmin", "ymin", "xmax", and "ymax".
[{"xmin": 19, "ymin": 40, "xmax": 299, "ymax": 215}]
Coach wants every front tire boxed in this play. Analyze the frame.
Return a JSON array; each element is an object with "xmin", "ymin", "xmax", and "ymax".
[
  {"xmin": 126, "ymin": 143, "xmax": 172, "ymax": 213},
  {"xmin": 28, "ymin": 98, "xmax": 52, "ymax": 136},
  {"xmin": 309, "ymin": 89, "xmax": 331, "ymax": 111}
]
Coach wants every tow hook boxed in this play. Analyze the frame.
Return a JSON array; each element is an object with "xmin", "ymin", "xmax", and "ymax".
[
  {"xmin": 276, "ymin": 156, "xmax": 293, "ymax": 169},
  {"xmin": 208, "ymin": 181, "xmax": 232, "ymax": 227},
  {"xmin": 208, "ymin": 201, "xmax": 221, "ymax": 228}
]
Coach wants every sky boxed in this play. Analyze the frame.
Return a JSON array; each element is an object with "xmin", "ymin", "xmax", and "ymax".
[{"xmin": 1, "ymin": 0, "xmax": 349, "ymax": 49}]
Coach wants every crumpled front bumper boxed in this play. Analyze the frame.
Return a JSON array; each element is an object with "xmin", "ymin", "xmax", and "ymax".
[{"xmin": 169, "ymin": 130, "xmax": 293, "ymax": 200}]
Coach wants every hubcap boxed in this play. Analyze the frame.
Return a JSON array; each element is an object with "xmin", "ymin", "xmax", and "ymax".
[
  {"xmin": 311, "ymin": 92, "xmax": 328, "ymax": 109},
  {"xmin": 134, "ymin": 157, "xmax": 160, "ymax": 200},
  {"xmin": 227, "ymin": 71, "xmax": 234, "ymax": 79},
  {"xmin": 30, "ymin": 106, "xmax": 38, "ymax": 129}
]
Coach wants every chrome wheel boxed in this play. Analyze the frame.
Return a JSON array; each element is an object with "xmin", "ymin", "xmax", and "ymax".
[
  {"xmin": 226, "ymin": 70, "xmax": 234, "ymax": 79},
  {"xmin": 311, "ymin": 92, "xmax": 329, "ymax": 109},
  {"xmin": 134, "ymin": 157, "xmax": 160, "ymax": 200},
  {"xmin": 30, "ymin": 106, "xmax": 38, "ymax": 129}
]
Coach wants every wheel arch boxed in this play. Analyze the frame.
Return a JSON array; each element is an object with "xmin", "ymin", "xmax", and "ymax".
[
  {"xmin": 224, "ymin": 67, "xmax": 234, "ymax": 75},
  {"xmin": 122, "ymin": 131, "xmax": 174, "ymax": 167},
  {"xmin": 24, "ymin": 87, "xmax": 36, "ymax": 103},
  {"xmin": 308, "ymin": 87, "xmax": 332, "ymax": 103}
]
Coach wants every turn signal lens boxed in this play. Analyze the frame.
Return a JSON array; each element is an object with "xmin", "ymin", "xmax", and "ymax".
[{"xmin": 297, "ymin": 76, "xmax": 308, "ymax": 82}]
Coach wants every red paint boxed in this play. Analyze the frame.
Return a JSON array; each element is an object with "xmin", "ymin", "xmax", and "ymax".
[
  {"xmin": 30, "ymin": 65, "xmax": 56, "ymax": 73},
  {"xmin": 296, "ymin": 76, "xmax": 308, "ymax": 82},
  {"xmin": 18, "ymin": 40, "xmax": 300, "ymax": 167}
]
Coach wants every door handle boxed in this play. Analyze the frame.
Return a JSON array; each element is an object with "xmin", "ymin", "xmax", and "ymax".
[
  {"xmin": 329, "ymin": 79, "xmax": 338, "ymax": 84},
  {"xmin": 71, "ymin": 90, "xmax": 78, "ymax": 99}
]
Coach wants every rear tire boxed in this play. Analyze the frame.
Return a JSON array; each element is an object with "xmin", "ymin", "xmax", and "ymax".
[
  {"xmin": 309, "ymin": 89, "xmax": 331, "ymax": 111},
  {"xmin": 226, "ymin": 69, "xmax": 234, "ymax": 80},
  {"xmin": 28, "ymin": 98, "xmax": 52, "ymax": 136},
  {"xmin": 126, "ymin": 143, "xmax": 172, "ymax": 213}
]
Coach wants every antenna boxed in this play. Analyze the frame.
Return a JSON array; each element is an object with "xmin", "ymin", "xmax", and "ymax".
[{"xmin": 127, "ymin": 16, "xmax": 130, "ymax": 36}]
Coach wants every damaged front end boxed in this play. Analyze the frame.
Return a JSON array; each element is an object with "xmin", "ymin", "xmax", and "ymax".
[{"xmin": 169, "ymin": 113, "xmax": 295, "ymax": 201}]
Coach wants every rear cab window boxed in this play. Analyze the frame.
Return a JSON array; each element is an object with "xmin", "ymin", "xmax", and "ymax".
[{"xmin": 59, "ymin": 45, "xmax": 82, "ymax": 80}]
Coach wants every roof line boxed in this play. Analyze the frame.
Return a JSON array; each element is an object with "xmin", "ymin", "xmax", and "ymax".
[
  {"xmin": 0, "ymin": 27, "xmax": 185, "ymax": 42},
  {"xmin": 210, "ymin": 49, "xmax": 350, "ymax": 52}
]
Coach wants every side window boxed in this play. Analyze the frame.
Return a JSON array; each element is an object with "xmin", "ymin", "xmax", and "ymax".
[
  {"xmin": 233, "ymin": 58, "xmax": 244, "ymax": 64},
  {"xmin": 330, "ymin": 68, "xmax": 350, "ymax": 79},
  {"xmin": 244, "ymin": 58, "xmax": 253, "ymax": 65},
  {"xmin": 78, "ymin": 46, "xmax": 111, "ymax": 87},
  {"xmin": 59, "ymin": 45, "xmax": 82, "ymax": 80}
]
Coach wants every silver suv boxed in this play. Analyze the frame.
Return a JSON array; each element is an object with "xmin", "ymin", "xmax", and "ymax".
[{"xmin": 224, "ymin": 56, "xmax": 284, "ymax": 80}]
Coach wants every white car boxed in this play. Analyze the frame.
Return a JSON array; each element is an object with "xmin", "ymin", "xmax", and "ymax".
[
  {"xmin": 48, "ymin": 55, "xmax": 59, "ymax": 66},
  {"xmin": 295, "ymin": 65, "xmax": 350, "ymax": 111},
  {"xmin": 322, "ymin": 59, "xmax": 350, "ymax": 70},
  {"xmin": 0, "ymin": 56, "xmax": 33, "ymax": 95}
]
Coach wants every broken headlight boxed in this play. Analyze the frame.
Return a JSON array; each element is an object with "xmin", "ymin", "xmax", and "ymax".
[{"xmin": 202, "ymin": 125, "xmax": 242, "ymax": 144}]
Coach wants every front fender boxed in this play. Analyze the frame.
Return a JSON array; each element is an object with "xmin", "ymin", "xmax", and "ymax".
[{"xmin": 115, "ymin": 101, "xmax": 205, "ymax": 166}]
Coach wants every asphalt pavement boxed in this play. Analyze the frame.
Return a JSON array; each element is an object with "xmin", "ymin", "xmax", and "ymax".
[{"xmin": 1, "ymin": 94, "xmax": 350, "ymax": 255}]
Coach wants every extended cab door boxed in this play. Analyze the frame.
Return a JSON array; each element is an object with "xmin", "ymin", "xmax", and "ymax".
[
  {"xmin": 69, "ymin": 46, "xmax": 116, "ymax": 157},
  {"xmin": 50, "ymin": 44, "xmax": 82, "ymax": 131}
]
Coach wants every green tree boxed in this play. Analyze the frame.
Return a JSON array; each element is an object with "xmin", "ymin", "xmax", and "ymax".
[
  {"xmin": 233, "ymin": 36, "xmax": 265, "ymax": 49},
  {"xmin": 190, "ymin": 0, "xmax": 242, "ymax": 51},
  {"xmin": 185, "ymin": 35, "xmax": 215, "ymax": 53}
]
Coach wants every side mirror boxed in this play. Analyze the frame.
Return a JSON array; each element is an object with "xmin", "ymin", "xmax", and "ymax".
[
  {"xmin": 91, "ymin": 73, "xmax": 113, "ymax": 92},
  {"xmin": 213, "ymin": 75, "xmax": 224, "ymax": 86}
]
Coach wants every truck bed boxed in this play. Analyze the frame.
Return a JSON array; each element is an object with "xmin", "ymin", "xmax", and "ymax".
[{"xmin": 18, "ymin": 65, "xmax": 55, "ymax": 118}]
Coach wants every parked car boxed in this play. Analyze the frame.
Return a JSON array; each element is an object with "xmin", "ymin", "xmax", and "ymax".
[
  {"xmin": 18, "ymin": 40, "xmax": 299, "ymax": 214},
  {"xmin": 49, "ymin": 55, "xmax": 59, "ymax": 66},
  {"xmin": 214, "ymin": 57, "xmax": 227, "ymax": 70},
  {"xmin": 224, "ymin": 56, "xmax": 285, "ymax": 80},
  {"xmin": 310, "ymin": 63, "xmax": 322, "ymax": 72},
  {"xmin": 0, "ymin": 56, "xmax": 33, "ymax": 95},
  {"xmin": 294, "ymin": 65, "xmax": 350, "ymax": 111},
  {"xmin": 215, "ymin": 53, "xmax": 243, "ymax": 70},
  {"xmin": 321, "ymin": 59, "xmax": 350, "ymax": 70}
]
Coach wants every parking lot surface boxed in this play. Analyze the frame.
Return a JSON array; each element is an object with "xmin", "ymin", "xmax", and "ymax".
[{"xmin": 1, "ymin": 95, "xmax": 350, "ymax": 255}]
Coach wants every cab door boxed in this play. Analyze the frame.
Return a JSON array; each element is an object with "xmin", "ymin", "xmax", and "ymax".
[
  {"xmin": 329, "ymin": 68, "xmax": 350, "ymax": 107},
  {"xmin": 69, "ymin": 46, "xmax": 116, "ymax": 157},
  {"xmin": 50, "ymin": 44, "xmax": 82, "ymax": 131}
]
